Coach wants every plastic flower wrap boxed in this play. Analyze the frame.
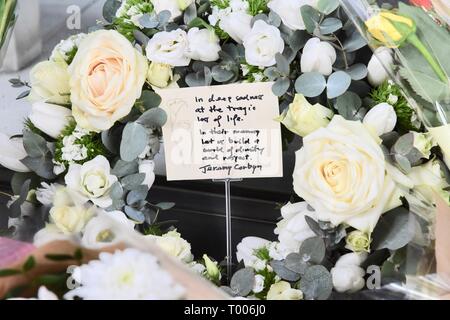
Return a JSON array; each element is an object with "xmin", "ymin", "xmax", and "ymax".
[
  {"xmin": 0, "ymin": 0, "xmax": 17, "ymax": 65},
  {"xmin": 340, "ymin": 0, "xmax": 450, "ymax": 299}
]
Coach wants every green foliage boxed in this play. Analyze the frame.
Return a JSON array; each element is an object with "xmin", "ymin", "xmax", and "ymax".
[
  {"xmin": 247, "ymin": 0, "xmax": 270, "ymax": 16},
  {"xmin": 210, "ymin": 0, "xmax": 230, "ymax": 9}
]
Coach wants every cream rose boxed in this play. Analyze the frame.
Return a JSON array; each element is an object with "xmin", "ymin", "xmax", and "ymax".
[
  {"xmin": 147, "ymin": 62, "xmax": 174, "ymax": 88},
  {"xmin": 68, "ymin": 30, "xmax": 148, "ymax": 131},
  {"xmin": 267, "ymin": 281, "xmax": 303, "ymax": 300},
  {"xmin": 28, "ymin": 60, "xmax": 71, "ymax": 105},
  {"xmin": 293, "ymin": 115, "xmax": 400, "ymax": 232},
  {"xmin": 148, "ymin": 230, "xmax": 193, "ymax": 263}
]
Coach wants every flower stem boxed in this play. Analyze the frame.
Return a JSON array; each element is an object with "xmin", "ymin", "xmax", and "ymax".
[{"xmin": 407, "ymin": 33, "xmax": 448, "ymax": 83}]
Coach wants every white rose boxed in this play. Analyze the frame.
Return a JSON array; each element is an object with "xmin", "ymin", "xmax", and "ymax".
[
  {"xmin": 148, "ymin": 230, "xmax": 193, "ymax": 263},
  {"xmin": 268, "ymin": 0, "xmax": 318, "ymax": 30},
  {"xmin": 293, "ymin": 115, "xmax": 401, "ymax": 232},
  {"xmin": 49, "ymin": 204, "xmax": 95, "ymax": 235},
  {"xmin": 367, "ymin": 47, "xmax": 394, "ymax": 87},
  {"xmin": 69, "ymin": 30, "xmax": 148, "ymax": 131},
  {"xmin": 139, "ymin": 160, "xmax": 156, "ymax": 189},
  {"xmin": 331, "ymin": 252, "xmax": 367, "ymax": 293},
  {"xmin": 243, "ymin": 20, "xmax": 285, "ymax": 67},
  {"xmin": 151, "ymin": 0, "xmax": 193, "ymax": 20},
  {"xmin": 147, "ymin": 62, "xmax": 174, "ymax": 88},
  {"xmin": 186, "ymin": 28, "xmax": 221, "ymax": 62},
  {"xmin": 146, "ymin": 29, "xmax": 190, "ymax": 67},
  {"xmin": 0, "ymin": 133, "xmax": 30, "ymax": 172},
  {"xmin": 301, "ymin": 37, "xmax": 336, "ymax": 76},
  {"xmin": 363, "ymin": 102, "xmax": 397, "ymax": 136},
  {"xmin": 219, "ymin": 11, "xmax": 253, "ymax": 44},
  {"xmin": 81, "ymin": 210, "xmax": 136, "ymax": 249},
  {"xmin": 274, "ymin": 202, "xmax": 317, "ymax": 257},
  {"xmin": 252, "ymin": 275, "xmax": 265, "ymax": 294},
  {"xmin": 267, "ymin": 281, "xmax": 303, "ymax": 300},
  {"xmin": 236, "ymin": 236, "xmax": 270, "ymax": 267},
  {"xmin": 29, "ymin": 102, "xmax": 72, "ymax": 139},
  {"xmin": 65, "ymin": 155, "xmax": 118, "ymax": 208}
]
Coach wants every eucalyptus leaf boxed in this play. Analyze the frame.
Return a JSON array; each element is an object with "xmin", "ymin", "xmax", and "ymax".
[
  {"xmin": 124, "ymin": 206, "xmax": 145, "ymax": 224},
  {"xmin": 346, "ymin": 63, "xmax": 368, "ymax": 81},
  {"xmin": 110, "ymin": 181, "xmax": 124, "ymax": 200},
  {"xmin": 343, "ymin": 32, "xmax": 367, "ymax": 52},
  {"xmin": 103, "ymin": 0, "xmax": 121, "ymax": 23},
  {"xmin": 137, "ymin": 108, "xmax": 168, "ymax": 129},
  {"xmin": 230, "ymin": 268, "xmax": 255, "ymax": 296},
  {"xmin": 120, "ymin": 122, "xmax": 149, "ymax": 162},
  {"xmin": 121, "ymin": 173, "xmax": 146, "ymax": 190},
  {"xmin": 301, "ymin": 5, "xmax": 321, "ymax": 34},
  {"xmin": 22, "ymin": 130, "xmax": 48, "ymax": 158},
  {"xmin": 371, "ymin": 207, "xmax": 416, "ymax": 251},
  {"xmin": 287, "ymin": 30, "xmax": 308, "ymax": 52},
  {"xmin": 157, "ymin": 10, "xmax": 172, "ymax": 27},
  {"xmin": 112, "ymin": 160, "xmax": 139, "ymax": 178},
  {"xmin": 295, "ymin": 72, "xmax": 326, "ymax": 97},
  {"xmin": 327, "ymin": 71, "xmax": 352, "ymax": 99},
  {"xmin": 285, "ymin": 253, "xmax": 309, "ymax": 275},
  {"xmin": 305, "ymin": 215, "xmax": 325, "ymax": 237},
  {"xmin": 300, "ymin": 265, "xmax": 333, "ymax": 300},
  {"xmin": 156, "ymin": 202, "xmax": 176, "ymax": 210},
  {"xmin": 184, "ymin": 2, "xmax": 197, "ymax": 25},
  {"xmin": 127, "ymin": 185, "xmax": 149, "ymax": 205},
  {"xmin": 101, "ymin": 125, "xmax": 123, "ymax": 155},
  {"xmin": 272, "ymin": 77, "xmax": 291, "ymax": 97},
  {"xmin": 21, "ymin": 153, "xmax": 56, "ymax": 180},
  {"xmin": 320, "ymin": 18, "xmax": 342, "ymax": 35},
  {"xmin": 270, "ymin": 260, "xmax": 301, "ymax": 282},
  {"xmin": 335, "ymin": 91, "xmax": 366, "ymax": 121},
  {"xmin": 140, "ymin": 90, "xmax": 162, "ymax": 109},
  {"xmin": 299, "ymin": 237, "xmax": 326, "ymax": 265},
  {"xmin": 211, "ymin": 65, "xmax": 235, "ymax": 83},
  {"xmin": 139, "ymin": 14, "xmax": 159, "ymax": 29},
  {"xmin": 317, "ymin": 0, "xmax": 339, "ymax": 14},
  {"xmin": 275, "ymin": 53, "xmax": 290, "ymax": 76}
]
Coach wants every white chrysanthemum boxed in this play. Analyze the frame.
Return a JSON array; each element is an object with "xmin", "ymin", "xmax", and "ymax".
[{"xmin": 64, "ymin": 249, "xmax": 186, "ymax": 300}]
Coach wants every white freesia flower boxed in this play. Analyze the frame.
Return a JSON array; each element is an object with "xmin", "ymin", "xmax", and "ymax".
[
  {"xmin": 81, "ymin": 211, "xmax": 136, "ymax": 249},
  {"xmin": 186, "ymin": 28, "xmax": 221, "ymax": 62},
  {"xmin": 301, "ymin": 37, "xmax": 336, "ymax": 75},
  {"xmin": 331, "ymin": 252, "xmax": 368, "ymax": 293},
  {"xmin": 236, "ymin": 236, "xmax": 270, "ymax": 269},
  {"xmin": 268, "ymin": 0, "xmax": 318, "ymax": 30},
  {"xmin": 267, "ymin": 281, "xmax": 303, "ymax": 300},
  {"xmin": 293, "ymin": 116, "xmax": 401, "ymax": 232},
  {"xmin": 363, "ymin": 102, "xmax": 397, "ymax": 136},
  {"xmin": 243, "ymin": 20, "xmax": 285, "ymax": 67},
  {"xmin": 253, "ymin": 275, "xmax": 265, "ymax": 294},
  {"xmin": 64, "ymin": 249, "xmax": 186, "ymax": 300},
  {"xmin": 29, "ymin": 102, "xmax": 72, "ymax": 139},
  {"xmin": 148, "ymin": 230, "xmax": 193, "ymax": 263},
  {"xmin": 65, "ymin": 155, "xmax": 118, "ymax": 208},
  {"xmin": 367, "ymin": 47, "xmax": 394, "ymax": 87},
  {"xmin": 0, "ymin": 133, "xmax": 30, "ymax": 172},
  {"xmin": 139, "ymin": 160, "xmax": 156, "ymax": 189},
  {"xmin": 275, "ymin": 202, "xmax": 317, "ymax": 257},
  {"xmin": 146, "ymin": 29, "xmax": 190, "ymax": 67},
  {"xmin": 219, "ymin": 11, "xmax": 253, "ymax": 44}
]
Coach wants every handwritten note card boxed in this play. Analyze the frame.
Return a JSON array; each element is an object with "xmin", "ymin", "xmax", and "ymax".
[{"xmin": 158, "ymin": 82, "xmax": 283, "ymax": 181}]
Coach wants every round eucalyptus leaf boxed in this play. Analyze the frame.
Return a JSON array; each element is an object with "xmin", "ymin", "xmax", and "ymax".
[
  {"xmin": 301, "ymin": 5, "xmax": 321, "ymax": 34},
  {"xmin": 287, "ymin": 30, "xmax": 309, "ymax": 52},
  {"xmin": 103, "ymin": 0, "xmax": 121, "ymax": 23},
  {"xmin": 127, "ymin": 185, "xmax": 149, "ymax": 205},
  {"xmin": 319, "ymin": 18, "xmax": 342, "ymax": 35},
  {"xmin": 139, "ymin": 14, "xmax": 159, "ymax": 29},
  {"xmin": 327, "ymin": 71, "xmax": 352, "ymax": 99},
  {"xmin": 110, "ymin": 181, "xmax": 124, "ymax": 200},
  {"xmin": 112, "ymin": 160, "xmax": 139, "ymax": 178},
  {"xmin": 156, "ymin": 202, "xmax": 176, "ymax": 210},
  {"xmin": 157, "ymin": 10, "xmax": 172, "ymax": 26},
  {"xmin": 343, "ymin": 32, "xmax": 367, "ymax": 52},
  {"xmin": 300, "ymin": 265, "xmax": 333, "ymax": 300},
  {"xmin": 392, "ymin": 133, "xmax": 414, "ymax": 156},
  {"xmin": 211, "ymin": 65, "xmax": 235, "ymax": 83},
  {"xmin": 137, "ymin": 108, "xmax": 168, "ymax": 128},
  {"xmin": 335, "ymin": 91, "xmax": 365, "ymax": 121},
  {"xmin": 285, "ymin": 253, "xmax": 309, "ymax": 275},
  {"xmin": 299, "ymin": 237, "xmax": 326, "ymax": 264},
  {"xmin": 295, "ymin": 72, "xmax": 326, "ymax": 97},
  {"xmin": 275, "ymin": 53, "xmax": 290, "ymax": 76},
  {"xmin": 124, "ymin": 205, "xmax": 145, "ymax": 224},
  {"xmin": 121, "ymin": 173, "xmax": 146, "ymax": 190},
  {"xmin": 346, "ymin": 63, "xmax": 368, "ymax": 81},
  {"xmin": 272, "ymin": 77, "xmax": 291, "ymax": 97},
  {"xmin": 394, "ymin": 153, "xmax": 412, "ymax": 173},
  {"xmin": 140, "ymin": 90, "xmax": 162, "ymax": 109},
  {"xmin": 120, "ymin": 122, "xmax": 149, "ymax": 162},
  {"xmin": 317, "ymin": 0, "xmax": 339, "ymax": 15},
  {"xmin": 270, "ymin": 260, "xmax": 301, "ymax": 282},
  {"xmin": 268, "ymin": 11, "xmax": 282, "ymax": 27},
  {"xmin": 264, "ymin": 67, "xmax": 280, "ymax": 81},
  {"xmin": 230, "ymin": 268, "xmax": 255, "ymax": 297}
]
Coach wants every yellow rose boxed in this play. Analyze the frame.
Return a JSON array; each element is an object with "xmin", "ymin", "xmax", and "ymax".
[
  {"xmin": 345, "ymin": 231, "xmax": 371, "ymax": 253},
  {"xmin": 293, "ymin": 116, "xmax": 401, "ymax": 232},
  {"xmin": 267, "ymin": 281, "xmax": 303, "ymax": 300},
  {"xmin": 147, "ymin": 62, "xmax": 173, "ymax": 88},
  {"xmin": 28, "ymin": 60, "xmax": 70, "ymax": 105},
  {"xmin": 365, "ymin": 11, "xmax": 416, "ymax": 48},
  {"xmin": 68, "ymin": 30, "xmax": 148, "ymax": 131},
  {"xmin": 276, "ymin": 94, "xmax": 333, "ymax": 137}
]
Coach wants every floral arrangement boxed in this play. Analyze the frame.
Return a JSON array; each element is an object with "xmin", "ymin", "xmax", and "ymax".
[{"xmin": 0, "ymin": 0, "xmax": 449, "ymax": 300}]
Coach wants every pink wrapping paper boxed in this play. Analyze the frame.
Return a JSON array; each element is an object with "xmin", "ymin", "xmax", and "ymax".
[{"xmin": 0, "ymin": 237, "xmax": 35, "ymax": 268}]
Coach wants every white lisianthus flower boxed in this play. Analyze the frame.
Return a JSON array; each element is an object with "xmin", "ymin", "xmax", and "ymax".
[
  {"xmin": 29, "ymin": 102, "xmax": 72, "ymax": 139},
  {"xmin": 275, "ymin": 202, "xmax": 317, "ymax": 257},
  {"xmin": 293, "ymin": 116, "xmax": 402, "ymax": 232},
  {"xmin": 367, "ymin": 47, "xmax": 394, "ymax": 87},
  {"xmin": 268, "ymin": 0, "xmax": 319, "ymax": 31},
  {"xmin": 147, "ymin": 62, "xmax": 173, "ymax": 88},
  {"xmin": 81, "ymin": 211, "xmax": 136, "ymax": 249},
  {"xmin": 64, "ymin": 249, "xmax": 186, "ymax": 300},
  {"xmin": 267, "ymin": 281, "xmax": 303, "ymax": 300},
  {"xmin": 28, "ymin": 60, "xmax": 71, "ymax": 105},
  {"xmin": 65, "ymin": 155, "xmax": 118, "ymax": 208},
  {"xmin": 331, "ymin": 252, "xmax": 368, "ymax": 293},
  {"xmin": 186, "ymin": 28, "xmax": 221, "ymax": 62},
  {"xmin": 253, "ymin": 274, "xmax": 266, "ymax": 294},
  {"xmin": 236, "ymin": 236, "xmax": 270, "ymax": 269},
  {"xmin": 276, "ymin": 94, "xmax": 333, "ymax": 137},
  {"xmin": 301, "ymin": 38, "xmax": 336, "ymax": 76},
  {"xmin": 243, "ymin": 20, "xmax": 285, "ymax": 67},
  {"xmin": 69, "ymin": 30, "xmax": 148, "ymax": 132},
  {"xmin": 219, "ymin": 11, "xmax": 253, "ymax": 44},
  {"xmin": 151, "ymin": 0, "xmax": 194, "ymax": 21},
  {"xmin": 0, "ymin": 133, "xmax": 30, "ymax": 172},
  {"xmin": 139, "ymin": 160, "xmax": 156, "ymax": 189},
  {"xmin": 412, "ymin": 132, "xmax": 436, "ymax": 159},
  {"xmin": 146, "ymin": 29, "xmax": 191, "ymax": 67},
  {"xmin": 148, "ymin": 230, "xmax": 193, "ymax": 263},
  {"xmin": 50, "ymin": 33, "xmax": 86, "ymax": 63},
  {"xmin": 363, "ymin": 102, "xmax": 397, "ymax": 136}
]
